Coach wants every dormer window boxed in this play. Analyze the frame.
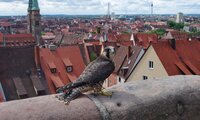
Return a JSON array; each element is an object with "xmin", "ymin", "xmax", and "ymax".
[
  {"xmin": 66, "ymin": 66, "xmax": 73, "ymax": 73},
  {"xmin": 121, "ymin": 67, "xmax": 129, "ymax": 76},
  {"xmin": 48, "ymin": 62, "xmax": 57, "ymax": 74},
  {"xmin": 62, "ymin": 58, "xmax": 73, "ymax": 73}
]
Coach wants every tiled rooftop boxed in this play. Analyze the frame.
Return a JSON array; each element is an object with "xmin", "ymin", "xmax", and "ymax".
[
  {"xmin": 39, "ymin": 45, "xmax": 86, "ymax": 93},
  {"xmin": 153, "ymin": 39, "xmax": 200, "ymax": 75}
]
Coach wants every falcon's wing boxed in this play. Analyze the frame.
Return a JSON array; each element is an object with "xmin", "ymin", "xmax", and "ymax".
[
  {"xmin": 63, "ymin": 57, "xmax": 115, "ymax": 90},
  {"xmin": 79, "ymin": 58, "xmax": 115, "ymax": 84}
]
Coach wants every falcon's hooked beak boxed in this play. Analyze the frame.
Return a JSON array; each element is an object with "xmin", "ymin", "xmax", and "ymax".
[{"xmin": 102, "ymin": 46, "xmax": 116, "ymax": 59}]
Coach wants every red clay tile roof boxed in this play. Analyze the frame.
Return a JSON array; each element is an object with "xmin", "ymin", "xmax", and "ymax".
[
  {"xmin": 135, "ymin": 33, "xmax": 158, "ymax": 49},
  {"xmin": 168, "ymin": 31, "xmax": 189, "ymax": 40},
  {"xmin": 152, "ymin": 40, "xmax": 200, "ymax": 75},
  {"xmin": 0, "ymin": 92, "xmax": 3, "ymax": 102},
  {"xmin": 175, "ymin": 62, "xmax": 192, "ymax": 75},
  {"xmin": 62, "ymin": 58, "xmax": 73, "ymax": 66},
  {"xmin": 116, "ymin": 34, "xmax": 131, "ymax": 42},
  {"xmin": 0, "ymin": 22, "xmax": 11, "ymax": 27},
  {"xmin": 183, "ymin": 60, "xmax": 200, "ymax": 75},
  {"xmin": 50, "ymin": 75, "xmax": 64, "ymax": 88},
  {"xmin": 0, "ymin": 33, "xmax": 35, "ymax": 47},
  {"xmin": 39, "ymin": 46, "xmax": 85, "ymax": 93},
  {"xmin": 113, "ymin": 46, "xmax": 128, "ymax": 73},
  {"xmin": 48, "ymin": 62, "xmax": 57, "ymax": 69}
]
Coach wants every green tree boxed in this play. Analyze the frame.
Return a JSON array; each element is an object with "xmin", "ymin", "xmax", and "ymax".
[
  {"xmin": 167, "ymin": 21, "xmax": 184, "ymax": 30},
  {"xmin": 90, "ymin": 52, "xmax": 97, "ymax": 61},
  {"xmin": 149, "ymin": 29, "xmax": 166, "ymax": 36}
]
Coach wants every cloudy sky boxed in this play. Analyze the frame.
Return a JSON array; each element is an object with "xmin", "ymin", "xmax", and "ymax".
[{"xmin": 0, "ymin": 0, "xmax": 199, "ymax": 15}]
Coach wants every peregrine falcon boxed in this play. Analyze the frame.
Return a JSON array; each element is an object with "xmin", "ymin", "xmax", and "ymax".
[{"xmin": 56, "ymin": 46, "xmax": 116, "ymax": 104}]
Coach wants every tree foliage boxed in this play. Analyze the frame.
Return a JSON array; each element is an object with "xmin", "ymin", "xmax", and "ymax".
[
  {"xmin": 149, "ymin": 29, "xmax": 166, "ymax": 36},
  {"xmin": 167, "ymin": 21, "xmax": 184, "ymax": 30},
  {"xmin": 90, "ymin": 52, "xmax": 97, "ymax": 61}
]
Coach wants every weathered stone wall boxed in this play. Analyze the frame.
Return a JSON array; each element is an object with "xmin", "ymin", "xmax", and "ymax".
[{"xmin": 0, "ymin": 75, "xmax": 200, "ymax": 120}]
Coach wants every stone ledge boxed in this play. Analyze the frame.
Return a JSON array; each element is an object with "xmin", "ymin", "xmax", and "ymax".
[{"xmin": 0, "ymin": 75, "xmax": 200, "ymax": 120}]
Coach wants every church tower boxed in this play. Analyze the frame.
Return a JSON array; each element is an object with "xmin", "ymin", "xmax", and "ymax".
[{"xmin": 27, "ymin": 0, "xmax": 41, "ymax": 45}]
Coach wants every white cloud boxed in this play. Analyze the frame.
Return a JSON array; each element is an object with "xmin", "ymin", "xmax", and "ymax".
[{"xmin": 0, "ymin": 0, "xmax": 199, "ymax": 15}]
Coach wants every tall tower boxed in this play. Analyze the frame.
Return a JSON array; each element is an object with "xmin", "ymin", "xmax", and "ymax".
[
  {"xmin": 28, "ymin": 0, "xmax": 41, "ymax": 45},
  {"xmin": 151, "ymin": 1, "xmax": 153, "ymax": 15},
  {"xmin": 176, "ymin": 12, "xmax": 184, "ymax": 23},
  {"xmin": 107, "ymin": 2, "xmax": 111, "ymax": 20}
]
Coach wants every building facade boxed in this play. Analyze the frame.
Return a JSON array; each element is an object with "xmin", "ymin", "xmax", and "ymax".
[{"xmin": 176, "ymin": 12, "xmax": 184, "ymax": 23}]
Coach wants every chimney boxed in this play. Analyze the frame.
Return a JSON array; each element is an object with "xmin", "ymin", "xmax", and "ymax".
[{"xmin": 169, "ymin": 39, "xmax": 176, "ymax": 50}]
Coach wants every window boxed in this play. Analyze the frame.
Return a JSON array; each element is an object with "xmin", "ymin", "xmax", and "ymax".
[
  {"xmin": 50, "ymin": 68, "xmax": 56, "ymax": 74},
  {"xmin": 119, "ymin": 77, "xmax": 121, "ymax": 83},
  {"xmin": 35, "ymin": 21, "xmax": 39, "ymax": 26},
  {"xmin": 149, "ymin": 61, "xmax": 154, "ymax": 69},
  {"xmin": 143, "ymin": 76, "xmax": 148, "ymax": 80},
  {"xmin": 66, "ymin": 66, "xmax": 73, "ymax": 73}
]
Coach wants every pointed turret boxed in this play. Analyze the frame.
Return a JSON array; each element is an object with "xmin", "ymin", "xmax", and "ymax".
[
  {"xmin": 28, "ymin": 0, "xmax": 40, "ymax": 11},
  {"xmin": 28, "ymin": 0, "xmax": 32, "ymax": 11},
  {"xmin": 32, "ymin": 0, "xmax": 40, "ymax": 10}
]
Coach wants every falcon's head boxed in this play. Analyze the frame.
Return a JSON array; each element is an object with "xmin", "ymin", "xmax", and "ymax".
[{"xmin": 102, "ymin": 46, "xmax": 116, "ymax": 59}]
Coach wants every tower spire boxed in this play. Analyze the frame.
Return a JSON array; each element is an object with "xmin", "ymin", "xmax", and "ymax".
[
  {"xmin": 28, "ymin": 0, "xmax": 32, "ymax": 11},
  {"xmin": 28, "ymin": 0, "xmax": 40, "ymax": 11},
  {"xmin": 151, "ymin": 1, "xmax": 153, "ymax": 15}
]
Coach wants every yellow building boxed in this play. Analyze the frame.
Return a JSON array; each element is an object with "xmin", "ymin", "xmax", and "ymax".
[{"xmin": 127, "ymin": 39, "xmax": 200, "ymax": 82}]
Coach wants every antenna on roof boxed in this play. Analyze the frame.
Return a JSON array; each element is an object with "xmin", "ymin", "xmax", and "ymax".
[{"xmin": 151, "ymin": 0, "xmax": 153, "ymax": 15}]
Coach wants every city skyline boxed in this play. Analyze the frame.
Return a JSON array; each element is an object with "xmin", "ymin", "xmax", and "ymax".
[{"xmin": 0, "ymin": 0, "xmax": 199, "ymax": 15}]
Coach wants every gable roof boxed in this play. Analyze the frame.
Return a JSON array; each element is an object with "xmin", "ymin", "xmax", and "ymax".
[
  {"xmin": 152, "ymin": 40, "xmax": 200, "ymax": 75},
  {"xmin": 121, "ymin": 46, "xmax": 144, "ymax": 80},
  {"xmin": 167, "ymin": 31, "xmax": 189, "ymax": 40}
]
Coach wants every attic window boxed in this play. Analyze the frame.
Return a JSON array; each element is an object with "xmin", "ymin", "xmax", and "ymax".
[
  {"xmin": 66, "ymin": 66, "xmax": 73, "ymax": 73},
  {"xmin": 149, "ymin": 61, "xmax": 154, "ymax": 69},
  {"xmin": 48, "ymin": 62, "xmax": 57, "ymax": 74}
]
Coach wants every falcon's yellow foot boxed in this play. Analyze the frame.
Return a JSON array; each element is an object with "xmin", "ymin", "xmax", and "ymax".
[{"xmin": 100, "ymin": 89, "xmax": 113, "ymax": 96}]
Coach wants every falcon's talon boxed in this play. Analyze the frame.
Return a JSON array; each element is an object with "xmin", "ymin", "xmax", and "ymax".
[
  {"xmin": 56, "ymin": 87, "xmax": 64, "ymax": 93},
  {"xmin": 100, "ymin": 89, "xmax": 113, "ymax": 97}
]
